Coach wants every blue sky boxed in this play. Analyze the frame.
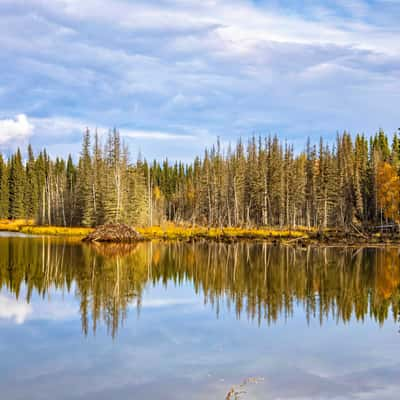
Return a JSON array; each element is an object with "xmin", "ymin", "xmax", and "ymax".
[{"xmin": 0, "ymin": 0, "xmax": 399, "ymax": 161}]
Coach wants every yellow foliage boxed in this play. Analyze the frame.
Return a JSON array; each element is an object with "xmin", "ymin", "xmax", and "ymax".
[
  {"xmin": 0, "ymin": 219, "xmax": 34, "ymax": 231},
  {"xmin": 0, "ymin": 218, "xmax": 308, "ymax": 240},
  {"xmin": 0, "ymin": 220, "xmax": 92, "ymax": 237},
  {"xmin": 375, "ymin": 249, "xmax": 400, "ymax": 300},
  {"xmin": 137, "ymin": 225, "xmax": 308, "ymax": 240},
  {"xmin": 186, "ymin": 182, "xmax": 195, "ymax": 202},
  {"xmin": 20, "ymin": 226, "xmax": 93, "ymax": 237},
  {"xmin": 153, "ymin": 185, "xmax": 162, "ymax": 201},
  {"xmin": 377, "ymin": 162, "xmax": 400, "ymax": 223}
]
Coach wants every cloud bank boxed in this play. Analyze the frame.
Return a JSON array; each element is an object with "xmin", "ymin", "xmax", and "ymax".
[
  {"xmin": 0, "ymin": 114, "xmax": 34, "ymax": 148},
  {"xmin": 0, "ymin": 0, "xmax": 399, "ymax": 158}
]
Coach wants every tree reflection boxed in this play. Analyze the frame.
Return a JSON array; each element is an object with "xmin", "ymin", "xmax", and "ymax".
[{"xmin": 0, "ymin": 237, "xmax": 399, "ymax": 337}]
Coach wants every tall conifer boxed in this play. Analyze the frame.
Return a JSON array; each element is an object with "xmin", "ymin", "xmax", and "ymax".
[{"xmin": 8, "ymin": 149, "xmax": 25, "ymax": 219}]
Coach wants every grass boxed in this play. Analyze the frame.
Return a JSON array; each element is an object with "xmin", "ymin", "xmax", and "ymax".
[
  {"xmin": 0, "ymin": 220, "xmax": 93, "ymax": 237},
  {"xmin": 0, "ymin": 219, "xmax": 309, "ymax": 240},
  {"xmin": 20, "ymin": 225, "xmax": 93, "ymax": 237},
  {"xmin": 0, "ymin": 219, "xmax": 35, "ymax": 232},
  {"xmin": 2, "ymin": 220, "xmax": 396, "ymax": 246},
  {"xmin": 137, "ymin": 224, "xmax": 309, "ymax": 241}
]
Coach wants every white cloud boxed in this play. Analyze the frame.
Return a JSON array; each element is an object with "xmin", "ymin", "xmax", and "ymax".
[
  {"xmin": 167, "ymin": 93, "xmax": 206, "ymax": 110},
  {"xmin": 138, "ymin": 298, "xmax": 198, "ymax": 308},
  {"xmin": 33, "ymin": 299, "xmax": 78, "ymax": 321},
  {"xmin": 122, "ymin": 129, "xmax": 195, "ymax": 141},
  {"xmin": 0, "ymin": 114, "xmax": 34, "ymax": 147},
  {"xmin": 29, "ymin": 116, "xmax": 197, "ymax": 142},
  {"xmin": 0, "ymin": 0, "xmax": 400, "ymax": 158},
  {"xmin": 0, "ymin": 294, "xmax": 32, "ymax": 324},
  {"xmin": 30, "ymin": 116, "xmax": 88, "ymax": 138},
  {"xmin": 0, "ymin": 293, "xmax": 78, "ymax": 324}
]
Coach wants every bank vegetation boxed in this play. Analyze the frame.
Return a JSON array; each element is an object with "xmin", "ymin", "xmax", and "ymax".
[{"xmin": 1, "ymin": 129, "xmax": 400, "ymax": 240}]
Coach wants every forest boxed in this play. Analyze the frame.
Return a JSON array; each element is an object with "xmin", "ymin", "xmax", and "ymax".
[{"xmin": 0, "ymin": 128, "xmax": 399, "ymax": 229}]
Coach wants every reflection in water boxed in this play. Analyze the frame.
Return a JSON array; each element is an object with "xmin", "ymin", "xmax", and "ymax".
[{"xmin": 0, "ymin": 237, "xmax": 399, "ymax": 337}]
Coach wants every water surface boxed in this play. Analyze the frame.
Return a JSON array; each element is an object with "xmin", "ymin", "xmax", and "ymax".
[{"xmin": 0, "ymin": 236, "xmax": 399, "ymax": 399}]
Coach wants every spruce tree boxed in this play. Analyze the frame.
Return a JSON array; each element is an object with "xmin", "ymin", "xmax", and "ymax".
[
  {"xmin": 65, "ymin": 155, "xmax": 77, "ymax": 226},
  {"xmin": 35, "ymin": 151, "xmax": 47, "ymax": 224},
  {"xmin": 24, "ymin": 144, "xmax": 39, "ymax": 220},
  {"xmin": 0, "ymin": 154, "xmax": 9, "ymax": 219},
  {"xmin": 8, "ymin": 149, "xmax": 25, "ymax": 219},
  {"xmin": 92, "ymin": 131, "xmax": 104, "ymax": 225},
  {"xmin": 77, "ymin": 129, "xmax": 94, "ymax": 226}
]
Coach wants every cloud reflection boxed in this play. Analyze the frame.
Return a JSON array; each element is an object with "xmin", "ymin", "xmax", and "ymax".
[
  {"xmin": 0, "ymin": 293, "xmax": 78, "ymax": 324},
  {"xmin": 0, "ymin": 294, "xmax": 31, "ymax": 324}
]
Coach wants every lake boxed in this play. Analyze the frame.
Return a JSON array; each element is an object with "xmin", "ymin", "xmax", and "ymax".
[{"xmin": 0, "ymin": 235, "xmax": 399, "ymax": 399}]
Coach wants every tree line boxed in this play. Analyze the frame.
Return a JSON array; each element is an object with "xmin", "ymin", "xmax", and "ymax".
[
  {"xmin": 0, "ymin": 128, "xmax": 399, "ymax": 228},
  {"xmin": 0, "ymin": 129, "xmax": 148, "ymax": 227}
]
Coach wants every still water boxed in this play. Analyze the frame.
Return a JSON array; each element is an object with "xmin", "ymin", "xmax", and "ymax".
[{"xmin": 0, "ymin": 234, "xmax": 399, "ymax": 399}]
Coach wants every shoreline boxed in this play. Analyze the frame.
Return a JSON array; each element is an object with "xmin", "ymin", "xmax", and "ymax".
[{"xmin": 0, "ymin": 220, "xmax": 399, "ymax": 246}]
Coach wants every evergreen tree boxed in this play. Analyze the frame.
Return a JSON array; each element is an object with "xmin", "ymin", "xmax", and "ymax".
[
  {"xmin": 77, "ymin": 129, "xmax": 94, "ymax": 226},
  {"xmin": 36, "ymin": 151, "xmax": 47, "ymax": 224},
  {"xmin": 92, "ymin": 131, "xmax": 104, "ymax": 225},
  {"xmin": 8, "ymin": 149, "xmax": 25, "ymax": 219},
  {"xmin": 0, "ymin": 154, "xmax": 9, "ymax": 219},
  {"xmin": 24, "ymin": 144, "xmax": 39, "ymax": 219},
  {"xmin": 2, "ymin": 128, "xmax": 400, "ymax": 230},
  {"xmin": 65, "ymin": 155, "xmax": 77, "ymax": 226}
]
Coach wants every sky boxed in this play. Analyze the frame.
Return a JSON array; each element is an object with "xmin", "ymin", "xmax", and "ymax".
[{"xmin": 0, "ymin": 0, "xmax": 400, "ymax": 161}]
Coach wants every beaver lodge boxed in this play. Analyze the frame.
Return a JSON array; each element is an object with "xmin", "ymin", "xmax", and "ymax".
[{"xmin": 83, "ymin": 224, "xmax": 142, "ymax": 243}]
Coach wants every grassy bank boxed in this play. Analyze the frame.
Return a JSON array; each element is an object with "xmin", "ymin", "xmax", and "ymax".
[
  {"xmin": 0, "ymin": 220, "xmax": 93, "ymax": 237},
  {"xmin": 137, "ymin": 225, "xmax": 309, "ymax": 241},
  {"xmin": 0, "ymin": 220, "xmax": 309, "ymax": 240},
  {"xmin": 2, "ymin": 220, "xmax": 395, "ymax": 245}
]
